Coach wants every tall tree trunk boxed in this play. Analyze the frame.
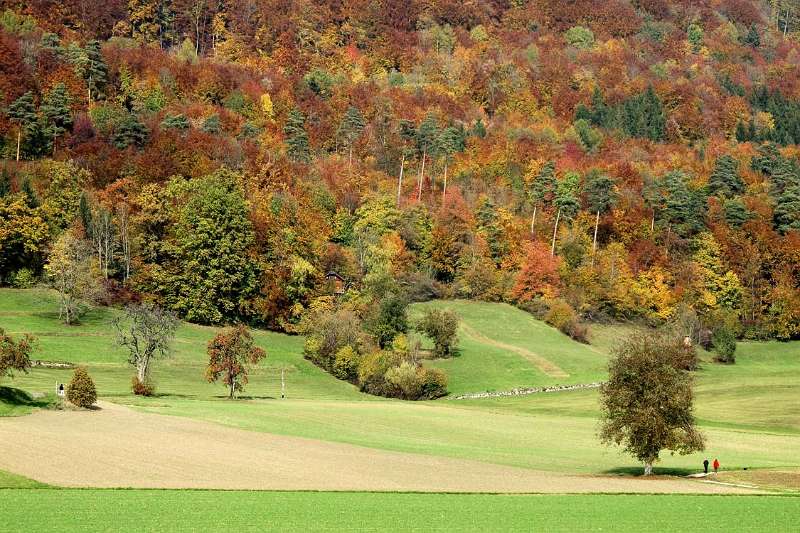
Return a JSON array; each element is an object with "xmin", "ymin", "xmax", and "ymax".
[
  {"xmin": 551, "ymin": 208, "xmax": 561, "ymax": 257},
  {"xmin": 591, "ymin": 210, "xmax": 600, "ymax": 267},
  {"xmin": 397, "ymin": 154, "xmax": 405, "ymax": 206},
  {"xmin": 16, "ymin": 129, "xmax": 20, "ymax": 162},
  {"xmin": 442, "ymin": 161, "xmax": 448, "ymax": 204},
  {"xmin": 417, "ymin": 151, "xmax": 426, "ymax": 201},
  {"xmin": 348, "ymin": 145, "xmax": 353, "ymax": 177},
  {"xmin": 530, "ymin": 205, "xmax": 537, "ymax": 235}
]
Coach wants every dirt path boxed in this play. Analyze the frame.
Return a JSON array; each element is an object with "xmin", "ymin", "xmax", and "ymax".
[
  {"xmin": 460, "ymin": 323, "xmax": 569, "ymax": 378},
  {"xmin": 0, "ymin": 403, "xmax": 759, "ymax": 493}
]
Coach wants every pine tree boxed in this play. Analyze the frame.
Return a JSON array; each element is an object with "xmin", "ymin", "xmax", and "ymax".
[
  {"xmin": 743, "ymin": 24, "xmax": 760, "ymax": 47},
  {"xmin": 20, "ymin": 178, "xmax": 39, "ymax": 208},
  {"xmin": 661, "ymin": 171, "xmax": 704, "ymax": 237},
  {"xmin": 708, "ymin": 155, "xmax": 745, "ymax": 198},
  {"xmin": 416, "ymin": 112, "xmax": 439, "ymax": 200},
  {"xmin": 774, "ymin": 181, "xmax": 800, "ymax": 234},
  {"xmin": 0, "ymin": 170, "xmax": 10, "ymax": 198},
  {"xmin": 436, "ymin": 126, "xmax": 461, "ymax": 202},
  {"xmin": 620, "ymin": 87, "xmax": 666, "ymax": 142},
  {"xmin": 84, "ymin": 40, "xmax": 108, "ymax": 102},
  {"xmin": 527, "ymin": 161, "xmax": 557, "ymax": 234},
  {"xmin": 6, "ymin": 91, "xmax": 37, "ymax": 161},
  {"xmin": 284, "ymin": 107, "xmax": 311, "ymax": 163},
  {"xmin": 336, "ymin": 106, "xmax": 366, "ymax": 173},
  {"xmin": 79, "ymin": 192, "xmax": 93, "ymax": 239},
  {"xmin": 112, "ymin": 112, "xmax": 148, "ymax": 149},
  {"xmin": 723, "ymin": 198, "xmax": 751, "ymax": 228},
  {"xmin": 40, "ymin": 83, "xmax": 73, "ymax": 153},
  {"xmin": 584, "ymin": 170, "xmax": 617, "ymax": 265}
]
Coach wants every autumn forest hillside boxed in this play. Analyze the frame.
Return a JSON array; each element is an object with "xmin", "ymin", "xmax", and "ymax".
[{"xmin": 1, "ymin": 0, "xmax": 800, "ymax": 351}]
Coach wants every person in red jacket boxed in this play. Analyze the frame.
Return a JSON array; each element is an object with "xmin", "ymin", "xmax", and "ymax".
[{"xmin": 713, "ymin": 458, "xmax": 720, "ymax": 473}]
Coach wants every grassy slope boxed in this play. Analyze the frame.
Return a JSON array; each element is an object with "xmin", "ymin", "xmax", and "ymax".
[
  {"xmin": 0, "ymin": 289, "xmax": 364, "ymax": 401},
  {"xmin": 0, "ymin": 490, "xmax": 798, "ymax": 532},
  {"xmin": 409, "ymin": 300, "xmax": 607, "ymax": 394},
  {"xmin": 2, "ymin": 289, "xmax": 799, "ymax": 476}
]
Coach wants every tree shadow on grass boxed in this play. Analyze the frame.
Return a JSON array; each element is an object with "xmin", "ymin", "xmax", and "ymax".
[
  {"xmin": 0, "ymin": 386, "xmax": 55, "ymax": 409},
  {"xmin": 603, "ymin": 466, "xmax": 698, "ymax": 477},
  {"xmin": 211, "ymin": 395, "xmax": 277, "ymax": 400}
]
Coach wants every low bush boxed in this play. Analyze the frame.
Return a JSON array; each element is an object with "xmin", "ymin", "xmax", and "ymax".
[
  {"xmin": 418, "ymin": 367, "xmax": 448, "ymax": 399},
  {"xmin": 67, "ymin": 367, "xmax": 97, "ymax": 408},
  {"xmin": 332, "ymin": 345, "xmax": 360, "ymax": 381},
  {"xmin": 10, "ymin": 269, "xmax": 36, "ymax": 288},
  {"xmin": 131, "ymin": 376, "xmax": 154, "ymax": 396},
  {"xmin": 544, "ymin": 299, "xmax": 588, "ymax": 343}
]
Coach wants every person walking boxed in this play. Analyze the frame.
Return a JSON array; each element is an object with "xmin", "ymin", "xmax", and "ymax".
[
  {"xmin": 713, "ymin": 458, "xmax": 720, "ymax": 473},
  {"xmin": 703, "ymin": 459, "xmax": 709, "ymax": 474}
]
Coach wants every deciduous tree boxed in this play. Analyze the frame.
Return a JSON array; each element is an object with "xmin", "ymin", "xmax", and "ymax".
[
  {"xmin": 600, "ymin": 332, "xmax": 705, "ymax": 475},
  {"xmin": 206, "ymin": 324, "xmax": 266, "ymax": 399}
]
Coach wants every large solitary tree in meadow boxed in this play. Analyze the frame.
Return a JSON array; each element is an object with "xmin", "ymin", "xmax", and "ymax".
[
  {"xmin": 206, "ymin": 325, "xmax": 266, "ymax": 399},
  {"xmin": 600, "ymin": 332, "xmax": 705, "ymax": 475}
]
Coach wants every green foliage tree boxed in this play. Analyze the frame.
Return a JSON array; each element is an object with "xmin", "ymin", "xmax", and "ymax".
[
  {"xmin": 687, "ymin": 22, "xmax": 704, "ymax": 53},
  {"xmin": 43, "ymin": 231, "xmax": 98, "ymax": 325},
  {"xmin": 527, "ymin": 162, "xmax": 557, "ymax": 232},
  {"xmin": 40, "ymin": 83, "xmax": 73, "ymax": 153},
  {"xmin": 6, "ymin": 91, "xmax": 37, "ymax": 160},
  {"xmin": 161, "ymin": 114, "xmax": 190, "ymax": 130},
  {"xmin": 708, "ymin": 155, "xmax": 745, "ymax": 198},
  {"xmin": 337, "ymin": 106, "xmax": 366, "ymax": 172},
  {"xmin": 774, "ymin": 181, "xmax": 800, "ymax": 233},
  {"xmin": 201, "ymin": 114, "xmax": 221, "ymax": 134},
  {"xmin": 600, "ymin": 332, "xmax": 705, "ymax": 475},
  {"xmin": 66, "ymin": 367, "xmax": 97, "ymax": 408},
  {"xmin": 743, "ymin": 24, "xmax": 760, "ymax": 47},
  {"xmin": 584, "ymin": 170, "xmax": 617, "ymax": 265},
  {"xmin": 712, "ymin": 324, "xmax": 737, "ymax": 364},
  {"xmin": 0, "ymin": 328, "xmax": 34, "ymax": 379},
  {"xmin": 415, "ymin": 308, "xmax": 459, "ymax": 358},
  {"xmin": 555, "ymin": 171, "xmax": 581, "ymax": 220},
  {"xmin": 620, "ymin": 87, "xmax": 666, "ymax": 142},
  {"xmin": 722, "ymin": 198, "xmax": 751, "ymax": 228},
  {"xmin": 660, "ymin": 171, "xmax": 706, "ymax": 237},
  {"xmin": 111, "ymin": 112, "xmax": 148, "ymax": 149},
  {"xmin": 564, "ymin": 26, "xmax": 595, "ymax": 49},
  {"xmin": 143, "ymin": 172, "xmax": 258, "ymax": 324},
  {"xmin": 206, "ymin": 325, "xmax": 267, "ymax": 399},
  {"xmin": 114, "ymin": 302, "xmax": 178, "ymax": 394},
  {"xmin": 365, "ymin": 294, "xmax": 409, "ymax": 348},
  {"xmin": 284, "ymin": 107, "xmax": 311, "ymax": 163}
]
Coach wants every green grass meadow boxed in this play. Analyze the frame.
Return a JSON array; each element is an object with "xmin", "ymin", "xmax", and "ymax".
[
  {"xmin": 0, "ymin": 488, "xmax": 797, "ymax": 532},
  {"xmin": 2, "ymin": 288, "xmax": 800, "ymax": 531},
  {"xmin": 2, "ymin": 289, "xmax": 799, "ymax": 475}
]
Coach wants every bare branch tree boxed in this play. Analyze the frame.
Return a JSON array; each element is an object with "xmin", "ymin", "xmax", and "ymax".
[{"xmin": 113, "ymin": 303, "xmax": 178, "ymax": 393}]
